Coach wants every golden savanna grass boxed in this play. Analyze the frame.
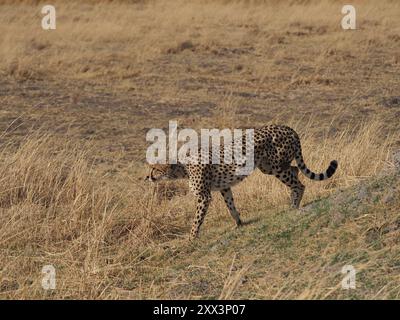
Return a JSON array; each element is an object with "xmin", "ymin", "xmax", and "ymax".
[{"xmin": 0, "ymin": 0, "xmax": 399, "ymax": 299}]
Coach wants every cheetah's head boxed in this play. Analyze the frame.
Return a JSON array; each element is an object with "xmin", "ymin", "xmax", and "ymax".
[{"xmin": 146, "ymin": 164, "xmax": 187, "ymax": 182}]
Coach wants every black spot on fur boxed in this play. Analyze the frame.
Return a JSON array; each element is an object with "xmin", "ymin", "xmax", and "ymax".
[
  {"xmin": 319, "ymin": 173, "xmax": 324, "ymax": 180},
  {"xmin": 310, "ymin": 172, "xmax": 315, "ymax": 179}
]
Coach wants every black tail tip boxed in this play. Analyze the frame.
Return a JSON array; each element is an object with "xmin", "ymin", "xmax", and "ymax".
[{"xmin": 327, "ymin": 160, "xmax": 338, "ymax": 178}]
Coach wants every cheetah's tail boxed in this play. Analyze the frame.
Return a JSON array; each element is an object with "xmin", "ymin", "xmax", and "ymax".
[{"xmin": 295, "ymin": 154, "xmax": 338, "ymax": 181}]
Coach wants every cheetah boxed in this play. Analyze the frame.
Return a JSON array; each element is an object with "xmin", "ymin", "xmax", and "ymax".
[{"xmin": 146, "ymin": 124, "xmax": 338, "ymax": 241}]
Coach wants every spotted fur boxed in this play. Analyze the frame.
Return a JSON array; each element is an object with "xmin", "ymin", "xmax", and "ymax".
[{"xmin": 147, "ymin": 124, "xmax": 338, "ymax": 240}]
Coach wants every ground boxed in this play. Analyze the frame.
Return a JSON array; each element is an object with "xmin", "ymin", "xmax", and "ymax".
[{"xmin": 0, "ymin": 0, "xmax": 399, "ymax": 299}]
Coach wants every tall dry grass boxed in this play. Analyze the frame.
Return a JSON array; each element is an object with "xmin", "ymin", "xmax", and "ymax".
[{"xmin": 0, "ymin": 133, "xmax": 189, "ymax": 298}]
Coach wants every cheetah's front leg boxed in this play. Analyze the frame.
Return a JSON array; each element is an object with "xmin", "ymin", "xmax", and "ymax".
[{"xmin": 189, "ymin": 193, "xmax": 211, "ymax": 241}]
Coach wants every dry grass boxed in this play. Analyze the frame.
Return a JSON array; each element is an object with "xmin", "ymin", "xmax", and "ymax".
[
  {"xmin": 0, "ymin": 133, "xmax": 190, "ymax": 298},
  {"xmin": 0, "ymin": 0, "xmax": 399, "ymax": 299}
]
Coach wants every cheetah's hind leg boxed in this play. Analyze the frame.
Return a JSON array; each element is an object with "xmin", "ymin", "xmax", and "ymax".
[{"xmin": 274, "ymin": 166, "xmax": 305, "ymax": 210}]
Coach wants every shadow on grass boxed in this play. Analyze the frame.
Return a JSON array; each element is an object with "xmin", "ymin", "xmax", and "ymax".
[{"xmin": 241, "ymin": 216, "xmax": 262, "ymax": 226}]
